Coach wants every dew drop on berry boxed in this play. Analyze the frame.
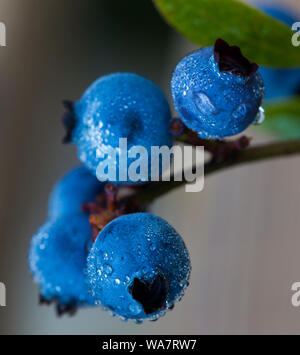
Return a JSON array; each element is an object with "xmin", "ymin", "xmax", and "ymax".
[
  {"xmin": 103, "ymin": 252, "xmax": 109, "ymax": 261},
  {"xmin": 102, "ymin": 264, "xmax": 113, "ymax": 276},
  {"xmin": 129, "ymin": 303, "xmax": 142, "ymax": 315},
  {"xmin": 149, "ymin": 243, "xmax": 156, "ymax": 251},
  {"xmin": 167, "ymin": 301, "xmax": 174, "ymax": 310},
  {"xmin": 193, "ymin": 91, "xmax": 218, "ymax": 116},
  {"xmin": 149, "ymin": 314, "xmax": 160, "ymax": 322},
  {"xmin": 232, "ymin": 103, "xmax": 247, "ymax": 120},
  {"xmin": 252, "ymin": 106, "xmax": 265, "ymax": 125}
]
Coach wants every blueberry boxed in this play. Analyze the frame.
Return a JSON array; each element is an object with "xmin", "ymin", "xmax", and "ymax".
[
  {"xmin": 64, "ymin": 73, "xmax": 173, "ymax": 183},
  {"xmin": 171, "ymin": 39, "xmax": 264, "ymax": 139},
  {"xmin": 257, "ymin": 4, "xmax": 300, "ymax": 100},
  {"xmin": 87, "ymin": 213, "xmax": 191, "ymax": 321},
  {"xmin": 29, "ymin": 214, "xmax": 95, "ymax": 314},
  {"xmin": 48, "ymin": 166, "xmax": 104, "ymax": 220}
]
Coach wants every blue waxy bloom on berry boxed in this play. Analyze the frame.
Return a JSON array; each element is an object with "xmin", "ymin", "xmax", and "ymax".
[
  {"xmin": 87, "ymin": 213, "xmax": 191, "ymax": 321},
  {"xmin": 29, "ymin": 215, "xmax": 94, "ymax": 315},
  {"xmin": 171, "ymin": 39, "xmax": 264, "ymax": 139},
  {"xmin": 63, "ymin": 73, "xmax": 173, "ymax": 183},
  {"xmin": 257, "ymin": 4, "xmax": 300, "ymax": 100},
  {"xmin": 48, "ymin": 166, "xmax": 104, "ymax": 220}
]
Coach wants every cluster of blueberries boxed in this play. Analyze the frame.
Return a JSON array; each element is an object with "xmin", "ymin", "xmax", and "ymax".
[
  {"xmin": 29, "ymin": 4, "xmax": 298, "ymax": 323},
  {"xmin": 29, "ymin": 37, "xmax": 264, "ymax": 322}
]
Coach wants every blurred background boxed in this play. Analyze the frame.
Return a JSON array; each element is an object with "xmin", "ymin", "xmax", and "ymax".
[{"xmin": 1, "ymin": 0, "xmax": 300, "ymax": 334}]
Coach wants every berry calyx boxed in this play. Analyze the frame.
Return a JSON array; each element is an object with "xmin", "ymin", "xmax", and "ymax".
[
  {"xmin": 62, "ymin": 100, "xmax": 76, "ymax": 144},
  {"xmin": 129, "ymin": 274, "xmax": 169, "ymax": 315},
  {"xmin": 214, "ymin": 38, "xmax": 258, "ymax": 77}
]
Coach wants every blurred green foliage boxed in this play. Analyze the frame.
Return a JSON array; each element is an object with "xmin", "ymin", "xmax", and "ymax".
[
  {"xmin": 153, "ymin": 0, "xmax": 300, "ymax": 67},
  {"xmin": 258, "ymin": 98, "xmax": 300, "ymax": 139}
]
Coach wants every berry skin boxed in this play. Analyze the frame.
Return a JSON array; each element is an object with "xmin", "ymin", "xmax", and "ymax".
[
  {"xmin": 64, "ymin": 73, "xmax": 173, "ymax": 183},
  {"xmin": 48, "ymin": 166, "xmax": 104, "ymax": 220},
  {"xmin": 257, "ymin": 4, "xmax": 300, "ymax": 100},
  {"xmin": 171, "ymin": 39, "xmax": 264, "ymax": 139},
  {"xmin": 29, "ymin": 215, "xmax": 95, "ymax": 313},
  {"xmin": 87, "ymin": 213, "xmax": 191, "ymax": 321}
]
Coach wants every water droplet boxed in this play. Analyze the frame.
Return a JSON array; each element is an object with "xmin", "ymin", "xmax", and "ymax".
[
  {"xmin": 149, "ymin": 243, "xmax": 156, "ymax": 251},
  {"xmin": 252, "ymin": 106, "xmax": 265, "ymax": 125},
  {"xmin": 193, "ymin": 91, "xmax": 218, "ymax": 116},
  {"xmin": 115, "ymin": 278, "xmax": 121, "ymax": 285},
  {"xmin": 103, "ymin": 264, "xmax": 113, "ymax": 276},
  {"xmin": 129, "ymin": 303, "xmax": 142, "ymax": 315},
  {"xmin": 160, "ymin": 310, "xmax": 166, "ymax": 317},
  {"xmin": 103, "ymin": 252, "xmax": 109, "ymax": 261},
  {"xmin": 232, "ymin": 103, "xmax": 247, "ymax": 120},
  {"xmin": 167, "ymin": 301, "xmax": 174, "ymax": 310},
  {"xmin": 149, "ymin": 314, "xmax": 160, "ymax": 322}
]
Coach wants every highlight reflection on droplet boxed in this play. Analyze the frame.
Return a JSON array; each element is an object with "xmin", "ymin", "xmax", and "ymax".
[
  {"xmin": 252, "ymin": 106, "xmax": 265, "ymax": 125},
  {"xmin": 193, "ymin": 91, "xmax": 218, "ymax": 116}
]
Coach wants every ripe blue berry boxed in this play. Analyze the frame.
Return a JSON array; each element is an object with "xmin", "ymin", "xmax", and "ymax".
[
  {"xmin": 87, "ymin": 213, "xmax": 191, "ymax": 321},
  {"xmin": 258, "ymin": 4, "xmax": 300, "ymax": 100},
  {"xmin": 171, "ymin": 39, "xmax": 264, "ymax": 139},
  {"xmin": 63, "ymin": 73, "xmax": 173, "ymax": 183},
  {"xmin": 29, "ymin": 215, "xmax": 95, "ymax": 314},
  {"xmin": 48, "ymin": 166, "xmax": 104, "ymax": 220}
]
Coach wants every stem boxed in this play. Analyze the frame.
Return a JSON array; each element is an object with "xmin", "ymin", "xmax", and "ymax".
[{"xmin": 135, "ymin": 139, "xmax": 300, "ymax": 205}]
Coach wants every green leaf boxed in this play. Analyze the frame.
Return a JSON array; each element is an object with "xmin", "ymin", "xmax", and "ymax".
[
  {"xmin": 153, "ymin": 0, "xmax": 300, "ymax": 67},
  {"xmin": 259, "ymin": 98, "xmax": 300, "ymax": 138}
]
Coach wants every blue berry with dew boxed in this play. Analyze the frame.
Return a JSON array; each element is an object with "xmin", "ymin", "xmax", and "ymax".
[
  {"xmin": 257, "ymin": 3, "xmax": 300, "ymax": 100},
  {"xmin": 29, "ymin": 215, "xmax": 95, "ymax": 315},
  {"xmin": 48, "ymin": 165, "xmax": 105, "ymax": 220},
  {"xmin": 62, "ymin": 73, "xmax": 173, "ymax": 183},
  {"xmin": 87, "ymin": 212, "xmax": 191, "ymax": 322},
  {"xmin": 171, "ymin": 39, "xmax": 265, "ymax": 139}
]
